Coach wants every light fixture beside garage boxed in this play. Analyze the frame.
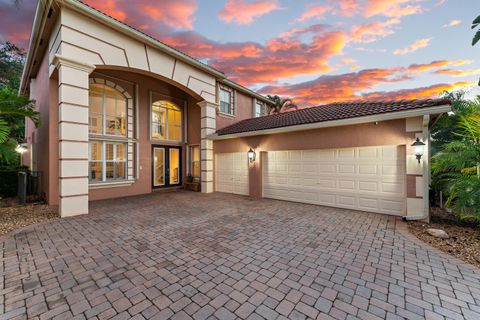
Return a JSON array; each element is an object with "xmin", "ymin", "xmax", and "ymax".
[
  {"xmin": 411, "ymin": 138, "xmax": 425, "ymax": 163},
  {"xmin": 247, "ymin": 148, "xmax": 256, "ymax": 163}
]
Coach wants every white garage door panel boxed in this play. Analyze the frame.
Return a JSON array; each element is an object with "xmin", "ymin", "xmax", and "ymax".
[
  {"xmin": 264, "ymin": 146, "xmax": 406, "ymax": 215},
  {"xmin": 215, "ymin": 152, "xmax": 249, "ymax": 196}
]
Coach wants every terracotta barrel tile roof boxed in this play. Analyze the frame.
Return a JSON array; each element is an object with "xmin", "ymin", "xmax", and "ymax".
[{"xmin": 216, "ymin": 98, "xmax": 451, "ymax": 136}]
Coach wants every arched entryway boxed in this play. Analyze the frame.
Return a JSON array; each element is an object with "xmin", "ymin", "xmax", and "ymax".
[{"xmin": 54, "ymin": 55, "xmax": 217, "ymax": 217}]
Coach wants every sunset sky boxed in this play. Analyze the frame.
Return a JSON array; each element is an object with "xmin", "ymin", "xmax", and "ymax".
[{"xmin": 1, "ymin": 0, "xmax": 480, "ymax": 106}]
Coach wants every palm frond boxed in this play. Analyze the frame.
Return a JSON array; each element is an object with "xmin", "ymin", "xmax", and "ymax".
[
  {"xmin": 0, "ymin": 138, "xmax": 19, "ymax": 165},
  {"xmin": 0, "ymin": 120, "xmax": 10, "ymax": 143},
  {"xmin": 472, "ymin": 15, "xmax": 480, "ymax": 29},
  {"xmin": 473, "ymin": 30, "xmax": 480, "ymax": 46}
]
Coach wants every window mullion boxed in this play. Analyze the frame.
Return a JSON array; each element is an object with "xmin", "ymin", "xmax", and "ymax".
[
  {"xmin": 102, "ymin": 141, "xmax": 106, "ymax": 181},
  {"xmin": 102, "ymin": 94, "xmax": 106, "ymax": 136},
  {"xmin": 113, "ymin": 143, "xmax": 116, "ymax": 180},
  {"xmin": 165, "ymin": 106, "xmax": 169, "ymax": 141}
]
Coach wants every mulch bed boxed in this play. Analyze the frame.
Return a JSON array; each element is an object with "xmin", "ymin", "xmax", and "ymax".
[
  {"xmin": 0, "ymin": 197, "xmax": 58, "ymax": 236},
  {"xmin": 408, "ymin": 219, "xmax": 480, "ymax": 268}
]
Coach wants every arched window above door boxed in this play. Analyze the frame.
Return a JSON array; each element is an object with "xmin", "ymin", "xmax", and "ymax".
[{"xmin": 151, "ymin": 96, "xmax": 183, "ymax": 142}]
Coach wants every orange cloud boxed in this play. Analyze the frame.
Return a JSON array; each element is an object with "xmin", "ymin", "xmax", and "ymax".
[
  {"xmin": 84, "ymin": 0, "xmax": 127, "ymax": 21},
  {"xmin": 217, "ymin": 30, "xmax": 348, "ymax": 85},
  {"xmin": 350, "ymin": 18, "xmax": 400, "ymax": 43},
  {"xmin": 141, "ymin": 1, "xmax": 197, "ymax": 30},
  {"xmin": 443, "ymin": 19, "xmax": 461, "ymax": 28},
  {"xmin": 82, "ymin": 0, "xmax": 198, "ymax": 30},
  {"xmin": 259, "ymin": 63, "xmax": 473, "ymax": 106},
  {"xmin": 165, "ymin": 25, "xmax": 348, "ymax": 86},
  {"xmin": 393, "ymin": 38, "xmax": 432, "ymax": 55},
  {"xmin": 333, "ymin": 0, "xmax": 360, "ymax": 16},
  {"xmin": 163, "ymin": 32, "xmax": 264, "ymax": 59},
  {"xmin": 362, "ymin": 82, "xmax": 472, "ymax": 100},
  {"xmin": 339, "ymin": 58, "xmax": 357, "ymax": 65},
  {"xmin": 404, "ymin": 60, "xmax": 473, "ymax": 73},
  {"xmin": 260, "ymin": 67, "xmax": 403, "ymax": 105},
  {"xmin": 294, "ymin": 3, "xmax": 331, "ymax": 23},
  {"xmin": 364, "ymin": 0, "xmax": 422, "ymax": 18},
  {"xmin": 219, "ymin": 0, "xmax": 282, "ymax": 25},
  {"xmin": 434, "ymin": 69, "xmax": 480, "ymax": 77}
]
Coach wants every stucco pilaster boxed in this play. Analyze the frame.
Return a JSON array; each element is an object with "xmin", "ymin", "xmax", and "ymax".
[
  {"xmin": 405, "ymin": 116, "xmax": 429, "ymax": 220},
  {"xmin": 198, "ymin": 100, "xmax": 217, "ymax": 193},
  {"xmin": 54, "ymin": 54, "xmax": 95, "ymax": 217}
]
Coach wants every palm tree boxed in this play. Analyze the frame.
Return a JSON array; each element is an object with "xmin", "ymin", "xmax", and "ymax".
[
  {"xmin": 432, "ymin": 110, "xmax": 480, "ymax": 222},
  {"xmin": 0, "ymin": 87, "xmax": 39, "ymax": 164},
  {"xmin": 266, "ymin": 95, "xmax": 298, "ymax": 114}
]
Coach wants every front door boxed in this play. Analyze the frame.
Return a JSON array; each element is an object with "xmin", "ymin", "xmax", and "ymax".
[{"xmin": 152, "ymin": 146, "xmax": 182, "ymax": 188}]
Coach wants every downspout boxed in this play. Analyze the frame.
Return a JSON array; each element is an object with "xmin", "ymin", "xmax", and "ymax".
[{"xmin": 403, "ymin": 114, "xmax": 431, "ymax": 222}]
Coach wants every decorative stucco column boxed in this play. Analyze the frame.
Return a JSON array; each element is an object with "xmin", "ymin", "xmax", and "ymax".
[
  {"xmin": 53, "ymin": 55, "xmax": 95, "ymax": 217},
  {"xmin": 198, "ymin": 101, "xmax": 218, "ymax": 193},
  {"xmin": 405, "ymin": 116, "xmax": 430, "ymax": 221}
]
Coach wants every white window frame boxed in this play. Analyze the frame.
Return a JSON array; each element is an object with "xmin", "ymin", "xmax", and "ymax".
[
  {"xmin": 149, "ymin": 91, "xmax": 185, "ymax": 143},
  {"xmin": 254, "ymin": 100, "xmax": 266, "ymax": 117},
  {"xmin": 89, "ymin": 85, "xmax": 127, "ymax": 138},
  {"xmin": 88, "ymin": 77, "xmax": 136, "ymax": 186},
  {"xmin": 89, "ymin": 141, "xmax": 127, "ymax": 183},
  {"xmin": 219, "ymin": 85, "xmax": 235, "ymax": 116}
]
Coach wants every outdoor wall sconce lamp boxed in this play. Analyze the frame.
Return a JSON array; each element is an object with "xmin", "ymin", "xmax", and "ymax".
[
  {"xmin": 247, "ymin": 148, "xmax": 256, "ymax": 163},
  {"xmin": 15, "ymin": 143, "xmax": 27, "ymax": 154},
  {"xmin": 411, "ymin": 137, "xmax": 425, "ymax": 163}
]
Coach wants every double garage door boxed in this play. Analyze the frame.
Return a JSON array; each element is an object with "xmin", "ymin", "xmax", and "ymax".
[{"xmin": 216, "ymin": 146, "xmax": 406, "ymax": 215}]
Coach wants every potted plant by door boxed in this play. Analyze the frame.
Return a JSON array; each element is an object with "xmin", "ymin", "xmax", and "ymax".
[{"xmin": 185, "ymin": 174, "xmax": 201, "ymax": 192}]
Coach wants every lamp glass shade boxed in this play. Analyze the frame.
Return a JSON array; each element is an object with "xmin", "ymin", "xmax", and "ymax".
[
  {"xmin": 247, "ymin": 148, "xmax": 256, "ymax": 162},
  {"xmin": 15, "ymin": 144, "xmax": 27, "ymax": 154},
  {"xmin": 411, "ymin": 138, "xmax": 425, "ymax": 157}
]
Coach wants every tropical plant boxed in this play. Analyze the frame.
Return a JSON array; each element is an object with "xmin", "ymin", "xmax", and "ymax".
[
  {"xmin": 0, "ymin": 87, "xmax": 38, "ymax": 164},
  {"xmin": 0, "ymin": 40, "xmax": 39, "ymax": 165},
  {"xmin": 431, "ymin": 91, "xmax": 478, "ymax": 154},
  {"xmin": 266, "ymin": 95, "xmax": 298, "ymax": 114},
  {"xmin": 432, "ymin": 109, "xmax": 480, "ymax": 222}
]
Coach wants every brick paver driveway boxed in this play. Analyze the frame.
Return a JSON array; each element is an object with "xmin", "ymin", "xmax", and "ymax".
[{"xmin": 1, "ymin": 192, "xmax": 480, "ymax": 320}]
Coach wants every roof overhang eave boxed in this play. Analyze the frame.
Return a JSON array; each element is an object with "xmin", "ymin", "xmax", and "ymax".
[
  {"xmin": 208, "ymin": 104, "xmax": 451, "ymax": 140},
  {"xmin": 20, "ymin": 0, "xmax": 53, "ymax": 95}
]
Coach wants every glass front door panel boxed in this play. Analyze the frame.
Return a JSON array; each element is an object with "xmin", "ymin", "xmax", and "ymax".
[
  {"xmin": 153, "ymin": 148, "xmax": 165, "ymax": 186},
  {"xmin": 152, "ymin": 146, "xmax": 181, "ymax": 188},
  {"xmin": 169, "ymin": 148, "xmax": 180, "ymax": 185}
]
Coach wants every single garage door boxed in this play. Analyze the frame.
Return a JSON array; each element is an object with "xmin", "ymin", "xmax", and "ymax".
[
  {"xmin": 215, "ymin": 152, "xmax": 249, "ymax": 195},
  {"xmin": 264, "ymin": 146, "xmax": 406, "ymax": 215}
]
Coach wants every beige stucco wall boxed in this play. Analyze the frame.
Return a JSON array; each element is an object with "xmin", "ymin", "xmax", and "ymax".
[{"xmin": 49, "ymin": 7, "xmax": 217, "ymax": 104}]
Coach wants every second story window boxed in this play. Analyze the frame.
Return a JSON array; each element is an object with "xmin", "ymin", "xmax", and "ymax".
[
  {"xmin": 89, "ymin": 83, "xmax": 126, "ymax": 136},
  {"xmin": 255, "ymin": 100, "xmax": 266, "ymax": 117},
  {"xmin": 219, "ymin": 85, "xmax": 234, "ymax": 115}
]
